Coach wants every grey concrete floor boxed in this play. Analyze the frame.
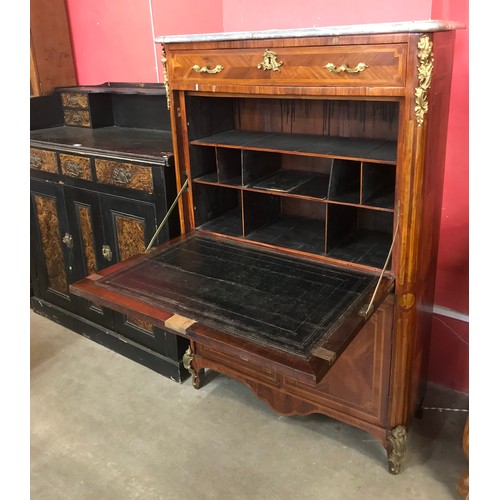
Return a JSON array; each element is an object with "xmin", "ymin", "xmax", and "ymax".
[{"xmin": 31, "ymin": 310, "xmax": 469, "ymax": 500}]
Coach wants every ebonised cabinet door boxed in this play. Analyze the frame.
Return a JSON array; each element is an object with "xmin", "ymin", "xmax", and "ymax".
[
  {"xmin": 99, "ymin": 194, "xmax": 157, "ymax": 264},
  {"xmin": 99, "ymin": 193, "xmax": 167, "ymax": 351},
  {"xmin": 98, "ymin": 193, "xmax": 189, "ymax": 357},
  {"xmin": 64, "ymin": 186, "xmax": 115, "ymax": 328},
  {"xmin": 30, "ymin": 179, "xmax": 78, "ymax": 312}
]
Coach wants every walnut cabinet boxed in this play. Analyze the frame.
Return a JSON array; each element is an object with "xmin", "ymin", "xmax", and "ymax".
[{"xmin": 70, "ymin": 22, "xmax": 463, "ymax": 472}]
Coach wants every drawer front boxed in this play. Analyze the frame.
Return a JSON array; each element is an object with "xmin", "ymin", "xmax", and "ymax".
[
  {"xmin": 60, "ymin": 154, "xmax": 92, "ymax": 181},
  {"xmin": 30, "ymin": 148, "xmax": 58, "ymax": 173},
  {"xmin": 95, "ymin": 159, "xmax": 154, "ymax": 193},
  {"xmin": 197, "ymin": 343, "xmax": 280, "ymax": 386},
  {"xmin": 64, "ymin": 109, "xmax": 91, "ymax": 127},
  {"xmin": 170, "ymin": 44, "xmax": 407, "ymax": 87},
  {"xmin": 60, "ymin": 92, "xmax": 89, "ymax": 109}
]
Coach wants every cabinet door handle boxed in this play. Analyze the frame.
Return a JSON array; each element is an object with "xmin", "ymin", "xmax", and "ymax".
[
  {"xmin": 102, "ymin": 245, "xmax": 113, "ymax": 261},
  {"xmin": 112, "ymin": 167, "xmax": 132, "ymax": 185},
  {"xmin": 324, "ymin": 62, "xmax": 368, "ymax": 74},
  {"xmin": 62, "ymin": 233, "xmax": 73, "ymax": 248},
  {"xmin": 192, "ymin": 64, "xmax": 224, "ymax": 74}
]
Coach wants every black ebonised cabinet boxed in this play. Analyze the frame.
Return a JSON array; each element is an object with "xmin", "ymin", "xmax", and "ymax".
[{"xmin": 30, "ymin": 83, "xmax": 189, "ymax": 381}]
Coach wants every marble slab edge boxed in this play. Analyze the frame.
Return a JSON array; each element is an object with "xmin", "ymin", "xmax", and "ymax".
[{"xmin": 154, "ymin": 20, "xmax": 466, "ymax": 44}]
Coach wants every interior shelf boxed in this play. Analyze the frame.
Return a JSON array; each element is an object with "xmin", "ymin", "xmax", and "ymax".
[
  {"xmin": 327, "ymin": 229, "xmax": 392, "ymax": 268},
  {"xmin": 188, "ymin": 96, "xmax": 399, "ymax": 271},
  {"xmin": 251, "ymin": 170, "xmax": 328, "ymax": 195},
  {"xmin": 197, "ymin": 208, "xmax": 243, "ymax": 237},
  {"xmin": 245, "ymin": 215, "xmax": 326, "ymax": 256},
  {"xmin": 192, "ymin": 130, "xmax": 397, "ymax": 163}
]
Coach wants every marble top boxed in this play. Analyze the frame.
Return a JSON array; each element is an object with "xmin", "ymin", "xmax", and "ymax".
[{"xmin": 155, "ymin": 20, "xmax": 465, "ymax": 44}]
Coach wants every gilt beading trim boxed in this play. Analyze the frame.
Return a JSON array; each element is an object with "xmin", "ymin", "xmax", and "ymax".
[{"xmin": 161, "ymin": 45, "xmax": 170, "ymax": 110}]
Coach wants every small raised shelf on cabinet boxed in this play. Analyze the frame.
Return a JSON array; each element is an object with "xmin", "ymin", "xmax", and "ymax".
[{"xmin": 189, "ymin": 128, "xmax": 397, "ymax": 270}]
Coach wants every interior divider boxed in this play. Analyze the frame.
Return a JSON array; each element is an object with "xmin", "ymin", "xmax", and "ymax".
[
  {"xmin": 242, "ymin": 190, "xmax": 281, "ymax": 236},
  {"xmin": 216, "ymin": 147, "xmax": 242, "ymax": 184},
  {"xmin": 361, "ymin": 162, "xmax": 396, "ymax": 208},
  {"xmin": 189, "ymin": 145, "xmax": 217, "ymax": 181},
  {"xmin": 328, "ymin": 159, "xmax": 361, "ymax": 204}
]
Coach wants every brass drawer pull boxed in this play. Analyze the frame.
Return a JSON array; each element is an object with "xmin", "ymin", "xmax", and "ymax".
[
  {"xmin": 192, "ymin": 64, "xmax": 224, "ymax": 74},
  {"xmin": 65, "ymin": 161, "xmax": 83, "ymax": 177},
  {"xmin": 102, "ymin": 245, "xmax": 113, "ymax": 261},
  {"xmin": 62, "ymin": 233, "xmax": 73, "ymax": 248},
  {"xmin": 324, "ymin": 62, "xmax": 368, "ymax": 74},
  {"xmin": 257, "ymin": 50, "xmax": 283, "ymax": 72},
  {"xmin": 112, "ymin": 167, "xmax": 132, "ymax": 185}
]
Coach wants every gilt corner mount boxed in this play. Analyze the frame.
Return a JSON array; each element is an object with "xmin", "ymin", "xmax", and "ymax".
[{"xmin": 415, "ymin": 34, "xmax": 434, "ymax": 126}]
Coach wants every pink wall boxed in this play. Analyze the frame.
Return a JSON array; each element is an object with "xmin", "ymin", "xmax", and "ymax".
[
  {"xmin": 64, "ymin": 0, "xmax": 469, "ymax": 393},
  {"xmin": 429, "ymin": 0, "xmax": 469, "ymax": 393},
  {"xmin": 66, "ymin": 0, "xmax": 223, "ymax": 84},
  {"xmin": 222, "ymin": 0, "xmax": 432, "ymax": 31}
]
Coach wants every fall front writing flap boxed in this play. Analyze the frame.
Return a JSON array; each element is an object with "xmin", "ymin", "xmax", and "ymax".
[{"xmin": 70, "ymin": 233, "xmax": 394, "ymax": 384}]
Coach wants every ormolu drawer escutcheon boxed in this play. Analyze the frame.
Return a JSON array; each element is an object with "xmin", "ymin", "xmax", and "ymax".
[{"xmin": 257, "ymin": 50, "xmax": 283, "ymax": 72}]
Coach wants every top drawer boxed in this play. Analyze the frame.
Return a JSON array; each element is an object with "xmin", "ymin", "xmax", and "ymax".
[{"xmin": 169, "ymin": 44, "xmax": 407, "ymax": 88}]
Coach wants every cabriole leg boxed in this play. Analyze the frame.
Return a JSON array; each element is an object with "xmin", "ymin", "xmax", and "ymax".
[
  {"xmin": 386, "ymin": 425, "xmax": 408, "ymax": 474},
  {"xmin": 182, "ymin": 345, "xmax": 204, "ymax": 389}
]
